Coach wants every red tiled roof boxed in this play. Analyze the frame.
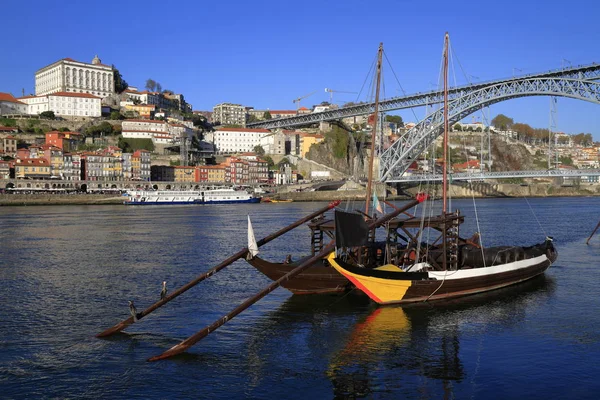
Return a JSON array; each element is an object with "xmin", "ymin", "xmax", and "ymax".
[
  {"xmin": 16, "ymin": 158, "xmax": 50, "ymax": 166},
  {"xmin": 123, "ymin": 119, "xmax": 166, "ymax": 124},
  {"xmin": 0, "ymin": 92, "xmax": 25, "ymax": 104},
  {"xmin": 122, "ymin": 129, "xmax": 169, "ymax": 134},
  {"xmin": 39, "ymin": 144, "xmax": 62, "ymax": 151},
  {"xmin": 0, "ymin": 126, "xmax": 17, "ymax": 132},
  {"xmin": 126, "ymin": 104, "xmax": 155, "ymax": 109},
  {"xmin": 216, "ymin": 127, "xmax": 271, "ymax": 133},
  {"xmin": 17, "ymin": 95, "xmax": 38, "ymax": 100},
  {"xmin": 49, "ymin": 92, "xmax": 102, "ymax": 99}
]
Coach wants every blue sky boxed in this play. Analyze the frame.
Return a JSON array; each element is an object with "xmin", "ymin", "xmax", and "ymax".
[{"xmin": 2, "ymin": 0, "xmax": 599, "ymax": 138}]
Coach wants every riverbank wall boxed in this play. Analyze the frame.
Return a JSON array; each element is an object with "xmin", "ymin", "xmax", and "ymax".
[
  {"xmin": 1, "ymin": 182, "xmax": 599, "ymax": 206},
  {"xmin": 0, "ymin": 194, "xmax": 123, "ymax": 206}
]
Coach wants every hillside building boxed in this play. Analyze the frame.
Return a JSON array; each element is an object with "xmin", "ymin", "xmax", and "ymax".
[
  {"xmin": 35, "ymin": 55, "xmax": 115, "ymax": 98},
  {"xmin": 212, "ymin": 103, "xmax": 246, "ymax": 126}
]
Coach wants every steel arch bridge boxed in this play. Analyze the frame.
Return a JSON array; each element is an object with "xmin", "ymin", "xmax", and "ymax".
[
  {"xmin": 247, "ymin": 64, "xmax": 600, "ymax": 130},
  {"xmin": 379, "ymin": 77, "xmax": 600, "ymax": 182},
  {"xmin": 390, "ymin": 169, "xmax": 600, "ymax": 183}
]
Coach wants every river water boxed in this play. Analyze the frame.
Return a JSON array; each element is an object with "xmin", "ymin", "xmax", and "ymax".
[{"xmin": 1, "ymin": 197, "xmax": 600, "ymax": 399}]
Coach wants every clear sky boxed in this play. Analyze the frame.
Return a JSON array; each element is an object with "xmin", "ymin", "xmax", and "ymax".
[{"xmin": 2, "ymin": 0, "xmax": 599, "ymax": 138}]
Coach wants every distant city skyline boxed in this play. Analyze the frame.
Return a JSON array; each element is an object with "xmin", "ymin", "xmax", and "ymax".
[{"xmin": 2, "ymin": 0, "xmax": 600, "ymax": 139}]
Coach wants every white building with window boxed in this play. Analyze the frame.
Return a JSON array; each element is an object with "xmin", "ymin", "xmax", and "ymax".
[
  {"xmin": 35, "ymin": 55, "xmax": 115, "ymax": 98},
  {"xmin": 122, "ymin": 119, "xmax": 169, "ymax": 140},
  {"xmin": 18, "ymin": 92, "xmax": 102, "ymax": 117},
  {"xmin": 121, "ymin": 119, "xmax": 194, "ymax": 145},
  {"xmin": 0, "ymin": 92, "xmax": 27, "ymax": 115},
  {"xmin": 204, "ymin": 127, "xmax": 271, "ymax": 154}
]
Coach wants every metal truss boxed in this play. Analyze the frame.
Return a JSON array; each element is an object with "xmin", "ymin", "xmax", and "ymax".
[
  {"xmin": 391, "ymin": 169, "xmax": 600, "ymax": 183},
  {"xmin": 247, "ymin": 64, "xmax": 600, "ymax": 130},
  {"xmin": 380, "ymin": 78, "xmax": 600, "ymax": 182}
]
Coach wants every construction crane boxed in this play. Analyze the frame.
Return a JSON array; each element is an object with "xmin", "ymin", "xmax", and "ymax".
[
  {"xmin": 292, "ymin": 91, "xmax": 316, "ymax": 110},
  {"xmin": 324, "ymin": 88, "xmax": 357, "ymax": 104}
]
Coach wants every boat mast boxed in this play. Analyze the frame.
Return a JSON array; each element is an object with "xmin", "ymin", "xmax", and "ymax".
[
  {"xmin": 365, "ymin": 42, "xmax": 384, "ymax": 215},
  {"xmin": 442, "ymin": 33, "xmax": 450, "ymax": 214}
]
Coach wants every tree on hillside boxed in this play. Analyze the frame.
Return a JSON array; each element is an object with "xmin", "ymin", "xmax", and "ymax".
[
  {"xmin": 110, "ymin": 111, "xmax": 123, "ymax": 120},
  {"xmin": 385, "ymin": 114, "xmax": 404, "ymax": 127},
  {"xmin": 112, "ymin": 66, "xmax": 128, "ymax": 94},
  {"xmin": 86, "ymin": 122, "xmax": 114, "ymax": 136},
  {"xmin": 453, "ymin": 123, "xmax": 462, "ymax": 131},
  {"xmin": 253, "ymin": 145, "xmax": 265, "ymax": 156},
  {"xmin": 145, "ymin": 79, "xmax": 157, "ymax": 92},
  {"xmin": 156, "ymin": 83, "xmax": 162, "ymax": 93},
  {"xmin": 491, "ymin": 114, "xmax": 514, "ymax": 131},
  {"xmin": 40, "ymin": 111, "xmax": 55, "ymax": 120},
  {"xmin": 263, "ymin": 155, "xmax": 275, "ymax": 168},
  {"xmin": 512, "ymin": 122, "xmax": 534, "ymax": 142},
  {"xmin": 572, "ymin": 133, "xmax": 594, "ymax": 146},
  {"xmin": 263, "ymin": 111, "xmax": 272, "ymax": 120}
]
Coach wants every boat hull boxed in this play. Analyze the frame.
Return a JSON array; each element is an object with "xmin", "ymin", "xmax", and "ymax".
[
  {"xmin": 246, "ymin": 255, "xmax": 352, "ymax": 295},
  {"xmin": 327, "ymin": 250, "xmax": 556, "ymax": 305},
  {"xmin": 124, "ymin": 198, "xmax": 260, "ymax": 205}
]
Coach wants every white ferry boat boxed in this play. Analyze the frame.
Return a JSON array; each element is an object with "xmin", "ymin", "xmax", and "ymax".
[{"xmin": 124, "ymin": 187, "xmax": 261, "ymax": 205}]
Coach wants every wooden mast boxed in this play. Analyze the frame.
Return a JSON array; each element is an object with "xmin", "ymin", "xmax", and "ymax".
[
  {"xmin": 442, "ymin": 32, "xmax": 450, "ymax": 271},
  {"xmin": 442, "ymin": 33, "xmax": 450, "ymax": 214},
  {"xmin": 364, "ymin": 43, "xmax": 384, "ymax": 216}
]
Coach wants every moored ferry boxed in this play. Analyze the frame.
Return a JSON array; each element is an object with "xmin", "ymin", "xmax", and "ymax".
[{"xmin": 124, "ymin": 187, "xmax": 261, "ymax": 205}]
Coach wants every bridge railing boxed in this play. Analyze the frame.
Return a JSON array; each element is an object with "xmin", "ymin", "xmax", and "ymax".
[{"xmin": 386, "ymin": 169, "xmax": 600, "ymax": 183}]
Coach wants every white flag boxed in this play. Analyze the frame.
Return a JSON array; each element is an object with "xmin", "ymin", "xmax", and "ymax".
[{"xmin": 247, "ymin": 215, "xmax": 259, "ymax": 259}]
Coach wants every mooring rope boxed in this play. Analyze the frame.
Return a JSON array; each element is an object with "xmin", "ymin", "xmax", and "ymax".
[{"xmin": 523, "ymin": 196, "xmax": 548, "ymax": 238}]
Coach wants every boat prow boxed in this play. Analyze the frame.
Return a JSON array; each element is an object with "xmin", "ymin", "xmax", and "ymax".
[{"xmin": 246, "ymin": 255, "xmax": 352, "ymax": 295}]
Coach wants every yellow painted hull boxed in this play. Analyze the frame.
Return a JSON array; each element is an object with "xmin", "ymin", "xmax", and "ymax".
[{"xmin": 327, "ymin": 253, "xmax": 412, "ymax": 303}]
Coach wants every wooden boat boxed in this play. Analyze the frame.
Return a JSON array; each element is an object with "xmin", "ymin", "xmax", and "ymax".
[{"xmin": 325, "ymin": 33, "xmax": 558, "ymax": 305}]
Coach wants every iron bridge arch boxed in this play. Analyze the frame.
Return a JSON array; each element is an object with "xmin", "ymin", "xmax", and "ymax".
[{"xmin": 379, "ymin": 78, "xmax": 600, "ymax": 182}]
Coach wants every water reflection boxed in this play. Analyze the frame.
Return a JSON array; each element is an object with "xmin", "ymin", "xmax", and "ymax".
[{"xmin": 327, "ymin": 275, "xmax": 555, "ymax": 398}]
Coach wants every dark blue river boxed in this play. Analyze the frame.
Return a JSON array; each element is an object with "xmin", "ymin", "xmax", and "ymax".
[{"xmin": 1, "ymin": 197, "xmax": 600, "ymax": 399}]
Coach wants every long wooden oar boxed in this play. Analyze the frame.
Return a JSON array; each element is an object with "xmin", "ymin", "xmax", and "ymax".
[
  {"xmin": 586, "ymin": 219, "xmax": 600, "ymax": 245},
  {"xmin": 96, "ymin": 200, "xmax": 341, "ymax": 338},
  {"xmin": 148, "ymin": 197, "xmax": 423, "ymax": 361}
]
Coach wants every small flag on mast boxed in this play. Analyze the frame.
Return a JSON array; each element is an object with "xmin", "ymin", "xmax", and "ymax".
[
  {"xmin": 373, "ymin": 192, "xmax": 383, "ymax": 215},
  {"xmin": 247, "ymin": 215, "xmax": 259, "ymax": 260}
]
